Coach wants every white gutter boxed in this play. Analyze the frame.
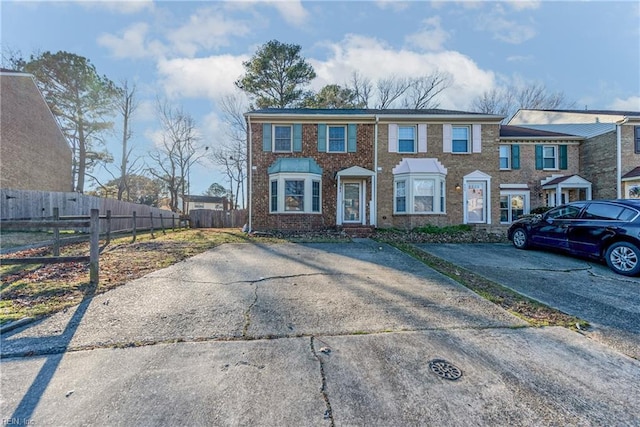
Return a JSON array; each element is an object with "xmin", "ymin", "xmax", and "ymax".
[
  {"xmin": 616, "ymin": 118, "xmax": 628, "ymax": 199},
  {"xmin": 247, "ymin": 114, "xmax": 253, "ymax": 232},
  {"xmin": 373, "ymin": 115, "xmax": 379, "ymax": 227}
]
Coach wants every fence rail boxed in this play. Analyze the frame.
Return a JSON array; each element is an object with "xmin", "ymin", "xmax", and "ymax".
[{"xmin": 1, "ymin": 209, "xmax": 190, "ymax": 284}]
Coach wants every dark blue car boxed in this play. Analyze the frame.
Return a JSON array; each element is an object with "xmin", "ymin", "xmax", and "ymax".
[{"xmin": 508, "ymin": 199, "xmax": 640, "ymax": 276}]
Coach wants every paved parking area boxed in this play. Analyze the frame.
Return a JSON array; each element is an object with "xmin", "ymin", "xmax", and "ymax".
[
  {"xmin": 2, "ymin": 240, "xmax": 639, "ymax": 426},
  {"xmin": 416, "ymin": 243, "xmax": 640, "ymax": 359}
]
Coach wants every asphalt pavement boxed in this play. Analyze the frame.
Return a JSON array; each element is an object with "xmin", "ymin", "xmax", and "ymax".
[
  {"xmin": 2, "ymin": 240, "xmax": 639, "ymax": 426},
  {"xmin": 416, "ymin": 242, "xmax": 640, "ymax": 360}
]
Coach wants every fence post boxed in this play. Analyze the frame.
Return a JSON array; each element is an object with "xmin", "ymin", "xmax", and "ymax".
[
  {"xmin": 105, "ymin": 210, "xmax": 112, "ymax": 245},
  {"xmin": 160, "ymin": 213, "xmax": 166, "ymax": 234},
  {"xmin": 150, "ymin": 212, "xmax": 155, "ymax": 238},
  {"xmin": 132, "ymin": 211, "xmax": 137, "ymax": 243},
  {"xmin": 89, "ymin": 209, "xmax": 99, "ymax": 285},
  {"xmin": 53, "ymin": 207, "xmax": 60, "ymax": 256},
  {"xmin": 172, "ymin": 215, "xmax": 175, "ymax": 231}
]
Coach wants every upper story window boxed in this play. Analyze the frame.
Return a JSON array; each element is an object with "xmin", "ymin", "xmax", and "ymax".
[
  {"xmin": 543, "ymin": 146, "xmax": 557, "ymax": 169},
  {"xmin": 328, "ymin": 126, "xmax": 346, "ymax": 152},
  {"xmin": 262, "ymin": 123, "xmax": 302, "ymax": 152},
  {"xmin": 443, "ymin": 124, "xmax": 480, "ymax": 154},
  {"xmin": 318, "ymin": 123, "xmax": 357, "ymax": 153},
  {"xmin": 274, "ymin": 125, "xmax": 292, "ymax": 152},
  {"xmin": 452, "ymin": 126, "xmax": 470, "ymax": 153},
  {"xmin": 535, "ymin": 145, "xmax": 567, "ymax": 170},
  {"xmin": 398, "ymin": 126, "xmax": 416, "ymax": 153},
  {"xmin": 499, "ymin": 145, "xmax": 511, "ymax": 169}
]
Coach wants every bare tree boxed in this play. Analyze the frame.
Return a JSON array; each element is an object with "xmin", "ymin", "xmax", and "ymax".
[
  {"xmin": 349, "ymin": 71, "xmax": 373, "ymax": 108},
  {"xmin": 211, "ymin": 93, "xmax": 248, "ymax": 209},
  {"xmin": 115, "ymin": 80, "xmax": 140, "ymax": 201},
  {"xmin": 148, "ymin": 100, "xmax": 201, "ymax": 213},
  {"xmin": 345, "ymin": 71, "xmax": 450, "ymax": 110},
  {"xmin": 376, "ymin": 76, "xmax": 411, "ymax": 109},
  {"xmin": 402, "ymin": 72, "xmax": 451, "ymax": 109},
  {"xmin": 472, "ymin": 82, "xmax": 573, "ymax": 121}
]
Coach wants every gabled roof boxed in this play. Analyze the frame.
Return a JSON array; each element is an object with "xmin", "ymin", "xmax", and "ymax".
[
  {"xmin": 509, "ymin": 108, "xmax": 640, "ymax": 126},
  {"xmin": 541, "ymin": 174, "xmax": 591, "ymax": 187},
  {"xmin": 622, "ymin": 167, "xmax": 640, "ymax": 180},
  {"xmin": 507, "ymin": 123, "xmax": 614, "ymax": 139}
]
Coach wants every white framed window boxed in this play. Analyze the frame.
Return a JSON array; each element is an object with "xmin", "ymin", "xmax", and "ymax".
[
  {"xmin": 452, "ymin": 126, "xmax": 470, "ymax": 153},
  {"xmin": 398, "ymin": 126, "xmax": 416, "ymax": 153},
  {"xmin": 274, "ymin": 125, "xmax": 292, "ymax": 152},
  {"xmin": 543, "ymin": 145, "xmax": 558, "ymax": 170},
  {"xmin": 394, "ymin": 175, "xmax": 446, "ymax": 214},
  {"xmin": 500, "ymin": 193, "xmax": 529, "ymax": 223},
  {"xmin": 328, "ymin": 126, "xmax": 346, "ymax": 152},
  {"xmin": 499, "ymin": 145, "xmax": 511, "ymax": 170},
  {"xmin": 269, "ymin": 173, "xmax": 322, "ymax": 213}
]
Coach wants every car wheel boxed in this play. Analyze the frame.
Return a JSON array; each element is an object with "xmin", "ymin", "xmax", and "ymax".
[
  {"xmin": 512, "ymin": 228, "xmax": 529, "ymax": 250},
  {"xmin": 605, "ymin": 242, "xmax": 640, "ymax": 276}
]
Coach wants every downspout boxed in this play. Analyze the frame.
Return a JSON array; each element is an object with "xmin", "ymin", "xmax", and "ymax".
[
  {"xmin": 616, "ymin": 118, "xmax": 627, "ymax": 199},
  {"xmin": 373, "ymin": 115, "xmax": 379, "ymax": 227},
  {"xmin": 247, "ymin": 114, "xmax": 253, "ymax": 232}
]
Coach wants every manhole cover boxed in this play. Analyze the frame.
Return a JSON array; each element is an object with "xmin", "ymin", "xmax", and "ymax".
[{"xmin": 428, "ymin": 359, "xmax": 462, "ymax": 381}]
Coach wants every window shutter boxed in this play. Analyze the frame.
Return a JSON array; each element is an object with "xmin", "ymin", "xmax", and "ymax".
[
  {"xmin": 535, "ymin": 145, "xmax": 543, "ymax": 170},
  {"xmin": 511, "ymin": 145, "xmax": 520, "ymax": 170},
  {"xmin": 262, "ymin": 123, "xmax": 272, "ymax": 151},
  {"xmin": 443, "ymin": 124, "xmax": 452, "ymax": 153},
  {"xmin": 317, "ymin": 124, "xmax": 326, "ymax": 152},
  {"xmin": 388, "ymin": 124, "xmax": 398, "ymax": 152},
  {"xmin": 293, "ymin": 124, "xmax": 302, "ymax": 152},
  {"xmin": 418, "ymin": 124, "xmax": 427, "ymax": 153},
  {"xmin": 559, "ymin": 145, "xmax": 568, "ymax": 170},
  {"xmin": 347, "ymin": 123, "xmax": 357, "ymax": 152},
  {"xmin": 472, "ymin": 124, "xmax": 482, "ymax": 153}
]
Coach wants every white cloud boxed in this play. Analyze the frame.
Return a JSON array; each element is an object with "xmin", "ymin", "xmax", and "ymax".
[
  {"xmin": 608, "ymin": 96, "xmax": 640, "ymax": 111},
  {"xmin": 476, "ymin": 14, "xmax": 536, "ymax": 44},
  {"xmin": 405, "ymin": 16, "xmax": 450, "ymax": 51},
  {"xmin": 506, "ymin": 0, "xmax": 541, "ymax": 11},
  {"xmin": 376, "ymin": 0, "xmax": 410, "ymax": 12},
  {"xmin": 156, "ymin": 55, "xmax": 249, "ymax": 100},
  {"xmin": 310, "ymin": 35, "xmax": 495, "ymax": 110},
  {"xmin": 79, "ymin": 0, "xmax": 153, "ymax": 14},
  {"xmin": 506, "ymin": 54, "xmax": 533, "ymax": 62},
  {"xmin": 98, "ymin": 22, "xmax": 157, "ymax": 59},
  {"xmin": 167, "ymin": 7, "xmax": 251, "ymax": 57},
  {"xmin": 267, "ymin": 0, "xmax": 309, "ymax": 26}
]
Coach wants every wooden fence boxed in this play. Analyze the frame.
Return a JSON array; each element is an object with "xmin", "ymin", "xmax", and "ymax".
[
  {"xmin": 1, "ymin": 209, "xmax": 189, "ymax": 284},
  {"xmin": 1, "ymin": 188, "xmax": 180, "ymax": 231},
  {"xmin": 189, "ymin": 209, "xmax": 247, "ymax": 228}
]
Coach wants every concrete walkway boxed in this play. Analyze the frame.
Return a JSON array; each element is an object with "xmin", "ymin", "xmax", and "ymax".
[{"xmin": 2, "ymin": 240, "xmax": 639, "ymax": 426}]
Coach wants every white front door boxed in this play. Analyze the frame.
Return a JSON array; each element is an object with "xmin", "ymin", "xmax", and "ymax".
[
  {"xmin": 466, "ymin": 181, "xmax": 487, "ymax": 223},
  {"xmin": 342, "ymin": 182, "xmax": 362, "ymax": 223}
]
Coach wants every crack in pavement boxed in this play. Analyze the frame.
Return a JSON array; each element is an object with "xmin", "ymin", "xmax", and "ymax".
[
  {"xmin": 1, "ymin": 325, "xmax": 532, "ymax": 359},
  {"xmin": 310, "ymin": 336, "xmax": 335, "ymax": 426},
  {"xmin": 243, "ymin": 281, "xmax": 259, "ymax": 338}
]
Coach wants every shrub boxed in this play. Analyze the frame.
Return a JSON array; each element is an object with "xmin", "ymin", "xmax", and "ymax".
[{"xmin": 413, "ymin": 224, "xmax": 473, "ymax": 234}]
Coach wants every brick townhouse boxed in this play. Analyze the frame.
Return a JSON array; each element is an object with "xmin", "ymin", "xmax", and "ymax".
[
  {"xmin": 246, "ymin": 108, "xmax": 640, "ymax": 233},
  {"xmin": 0, "ymin": 70, "xmax": 73, "ymax": 192}
]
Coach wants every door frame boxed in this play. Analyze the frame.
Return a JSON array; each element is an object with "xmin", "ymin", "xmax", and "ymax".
[
  {"xmin": 463, "ymin": 170, "xmax": 492, "ymax": 225},
  {"xmin": 339, "ymin": 180, "xmax": 365, "ymax": 224}
]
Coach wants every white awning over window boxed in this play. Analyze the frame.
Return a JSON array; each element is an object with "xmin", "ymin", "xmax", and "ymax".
[{"xmin": 392, "ymin": 158, "xmax": 448, "ymax": 175}]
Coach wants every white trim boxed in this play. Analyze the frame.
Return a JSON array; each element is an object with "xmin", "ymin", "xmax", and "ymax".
[
  {"xmin": 463, "ymin": 170, "xmax": 492, "ymax": 225},
  {"xmin": 499, "ymin": 190, "xmax": 530, "ymax": 224}
]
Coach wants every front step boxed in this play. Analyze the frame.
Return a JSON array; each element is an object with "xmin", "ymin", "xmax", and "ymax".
[{"xmin": 341, "ymin": 225, "xmax": 375, "ymax": 238}]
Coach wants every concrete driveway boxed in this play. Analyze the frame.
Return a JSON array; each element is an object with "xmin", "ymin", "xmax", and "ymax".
[
  {"xmin": 2, "ymin": 240, "xmax": 639, "ymax": 426},
  {"xmin": 416, "ymin": 243, "xmax": 640, "ymax": 360}
]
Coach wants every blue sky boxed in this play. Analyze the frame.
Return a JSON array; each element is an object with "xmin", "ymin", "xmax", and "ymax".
[{"xmin": 2, "ymin": 0, "xmax": 639, "ymax": 196}]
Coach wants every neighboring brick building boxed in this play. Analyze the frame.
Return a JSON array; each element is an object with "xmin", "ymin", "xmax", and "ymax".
[
  {"xmin": 509, "ymin": 109, "xmax": 640, "ymax": 201},
  {"xmin": 0, "ymin": 70, "xmax": 72, "ymax": 192}
]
